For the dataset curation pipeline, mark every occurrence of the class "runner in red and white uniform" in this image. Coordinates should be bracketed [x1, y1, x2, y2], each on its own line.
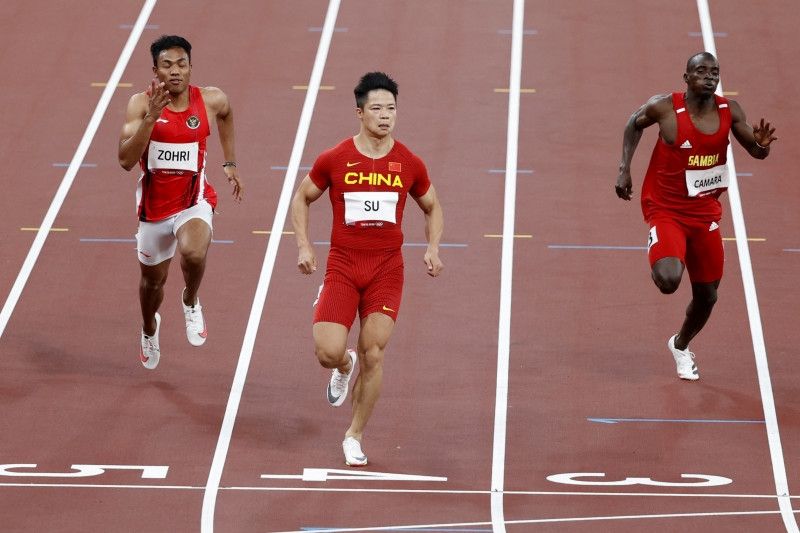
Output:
[615, 52, 776, 381]
[291, 72, 444, 466]
[119, 35, 243, 370]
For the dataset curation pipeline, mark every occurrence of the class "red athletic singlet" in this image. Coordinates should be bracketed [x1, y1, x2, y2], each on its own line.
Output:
[641, 92, 731, 221]
[137, 85, 217, 221]
[309, 138, 431, 250]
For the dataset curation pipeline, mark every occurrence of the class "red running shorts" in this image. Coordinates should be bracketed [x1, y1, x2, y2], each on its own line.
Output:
[313, 246, 404, 328]
[647, 216, 723, 283]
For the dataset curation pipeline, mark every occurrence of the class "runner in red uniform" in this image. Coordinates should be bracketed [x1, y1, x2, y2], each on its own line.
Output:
[291, 72, 444, 466]
[615, 52, 776, 380]
[119, 35, 243, 370]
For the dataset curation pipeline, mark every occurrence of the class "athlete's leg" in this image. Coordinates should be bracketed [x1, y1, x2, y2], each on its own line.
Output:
[313, 321, 353, 373]
[176, 218, 212, 306]
[346, 312, 395, 441]
[674, 280, 720, 350]
[651, 257, 684, 294]
[140, 260, 171, 335]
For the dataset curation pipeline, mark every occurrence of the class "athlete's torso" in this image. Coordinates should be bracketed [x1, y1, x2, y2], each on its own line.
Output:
[641, 92, 731, 221]
[309, 138, 431, 250]
[137, 85, 217, 221]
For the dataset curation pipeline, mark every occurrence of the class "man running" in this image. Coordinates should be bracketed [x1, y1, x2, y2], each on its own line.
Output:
[119, 35, 243, 370]
[615, 52, 776, 380]
[291, 72, 444, 466]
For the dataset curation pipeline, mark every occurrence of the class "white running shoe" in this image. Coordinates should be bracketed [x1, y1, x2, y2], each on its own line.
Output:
[668, 334, 699, 381]
[342, 436, 368, 467]
[182, 288, 207, 346]
[327, 349, 357, 407]
[140, 313, 161, 370]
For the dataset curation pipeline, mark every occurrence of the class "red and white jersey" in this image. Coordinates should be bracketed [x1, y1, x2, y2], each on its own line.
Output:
[137, 85, 217, 221]
[641, 92, 731, 221]
[309, 138, 431, 250]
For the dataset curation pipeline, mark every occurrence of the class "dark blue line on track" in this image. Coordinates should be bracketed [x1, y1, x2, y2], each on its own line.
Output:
[548, 244, 646, 251]
[52, 163, 97, 168]
[488, 169, 534, 174]
[308, 27, 348, 32]
[589, 417, 765, 425]
[271, 165, 312, 171]
[80, 238, 234, 244]
[303, 528, 491, 532]
[689, 31, 727, 37]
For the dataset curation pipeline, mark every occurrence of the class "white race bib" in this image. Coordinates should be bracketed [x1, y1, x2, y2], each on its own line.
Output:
[147, 140, 199, 172]
[343, 191, 398, 225]
[685, 163, 729, 197]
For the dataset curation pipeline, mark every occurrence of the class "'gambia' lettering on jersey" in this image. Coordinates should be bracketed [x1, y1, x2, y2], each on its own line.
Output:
[641, 92, 732, 221]
[309, 138, 431, 250]
[136, 85, 218, 222]
[687, 154, 720, 167]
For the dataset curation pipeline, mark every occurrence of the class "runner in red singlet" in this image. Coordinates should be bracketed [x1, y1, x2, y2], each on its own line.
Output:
[615, 52, 776, 380]
[291, 72, 444, 466]
[119, 35, 243, 370]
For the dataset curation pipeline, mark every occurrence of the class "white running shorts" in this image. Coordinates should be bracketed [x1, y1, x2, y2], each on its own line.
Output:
[135, 200, 213, 266]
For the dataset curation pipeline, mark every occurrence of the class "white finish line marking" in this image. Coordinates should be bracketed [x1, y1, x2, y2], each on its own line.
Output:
[260, 468, 447, 483]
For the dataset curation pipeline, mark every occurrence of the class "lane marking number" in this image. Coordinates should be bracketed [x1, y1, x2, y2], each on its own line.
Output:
[547, 472, 732, 487]
[0, 464, 169, 479]
[261, 468, 447, 483]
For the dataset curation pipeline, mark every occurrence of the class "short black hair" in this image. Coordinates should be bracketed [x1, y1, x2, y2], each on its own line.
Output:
[150, 35, 192, 66]
[354, 72, 398, 109]
[686, 52, 717, 72]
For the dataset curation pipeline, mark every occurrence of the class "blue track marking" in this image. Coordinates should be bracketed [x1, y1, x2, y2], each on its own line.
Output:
[52, 163, 97, 168]
[303, 529, 492, 532]
[271, 165, 312, 171]
[588, 417, 765, 425]
[548, 244, 646, 251]
[80, 238, 234, 244]
[488, 169, 533, 174]
[312, 241, 467, 248]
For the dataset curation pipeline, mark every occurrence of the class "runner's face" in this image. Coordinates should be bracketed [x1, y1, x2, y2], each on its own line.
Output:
[684, 58, 719, 96]
[357, 89, 396, 138]
[152, 47, 191, 95]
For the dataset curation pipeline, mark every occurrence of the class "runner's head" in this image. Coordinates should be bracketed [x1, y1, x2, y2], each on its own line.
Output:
[151, 35, 192, 95]
[684, 52, 719, 97]
[354, 72, 398, 138]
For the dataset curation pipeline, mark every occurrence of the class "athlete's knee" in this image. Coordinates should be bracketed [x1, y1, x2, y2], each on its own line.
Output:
[692, 284, 719, 308]
[315, 345, 347, 369]
[358, 345, 385, 373]
[140, 271, 167, 292]
[651, 259, 683, 294]
[180, 247, 207, 267]
[652, 271, 681, 294]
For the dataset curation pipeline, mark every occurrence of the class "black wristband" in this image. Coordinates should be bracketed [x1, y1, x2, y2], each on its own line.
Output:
[222, 161, 237, 168]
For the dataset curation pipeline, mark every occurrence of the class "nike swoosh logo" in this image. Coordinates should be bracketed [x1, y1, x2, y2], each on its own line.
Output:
[346, 161, 360, 167]
[327, 385, 341, 404]
[382, 305, 395, 313]
[139, 251, 152, 258]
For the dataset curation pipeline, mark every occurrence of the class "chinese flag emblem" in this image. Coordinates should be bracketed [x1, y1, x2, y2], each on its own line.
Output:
[388, 162, 402, 172]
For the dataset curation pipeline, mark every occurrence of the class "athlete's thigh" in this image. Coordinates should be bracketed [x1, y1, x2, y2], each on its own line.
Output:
[314, 249, 360, 329]
[647, 217, 688, 268]
[359, 250, 404, 322]
[175, 202, 213, 256]
[685, 219, 723, 283]
[358, 311, 396, 352]
[313, 321, 349, 356]
[136, 217, 178, 265]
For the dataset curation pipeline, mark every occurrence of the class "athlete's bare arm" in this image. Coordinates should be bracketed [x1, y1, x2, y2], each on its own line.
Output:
[615, 94, 673, 201]
[202, 86, 243, 202]
[413, 184, 444, 277]
[291, 176, 325, 275]
[118, 79, 170, 171]
[728, 99, 776, 160]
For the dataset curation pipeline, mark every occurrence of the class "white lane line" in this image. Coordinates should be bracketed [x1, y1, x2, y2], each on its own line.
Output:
[491, 0, 525, 531]
[695, 2, 798, 532]
[268, 509, 800, 533]
[0, 0, 157, 340]
[199, 1, 341, 531]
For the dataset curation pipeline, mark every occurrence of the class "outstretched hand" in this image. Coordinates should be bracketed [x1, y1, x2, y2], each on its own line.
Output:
[145, 77, 170, 119]
[752, 118, 777, 148]
[223, 165, 243, 202]
[615, 170, 633, 201]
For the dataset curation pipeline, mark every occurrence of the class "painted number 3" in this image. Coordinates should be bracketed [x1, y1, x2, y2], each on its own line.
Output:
[547, 472, 732, 487]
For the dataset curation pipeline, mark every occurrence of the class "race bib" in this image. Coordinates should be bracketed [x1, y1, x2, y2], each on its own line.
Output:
[685, 163, 729, 197]
[147, 140, 199, 172]
[343, 191, 398, 225]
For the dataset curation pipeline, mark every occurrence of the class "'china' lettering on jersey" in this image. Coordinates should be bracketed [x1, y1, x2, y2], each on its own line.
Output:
[687, 154, 720, 167]
[343, 172, 403, 188]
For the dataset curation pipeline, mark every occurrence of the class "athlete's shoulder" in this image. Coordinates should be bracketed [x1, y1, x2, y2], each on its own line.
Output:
[391, 140, 425, 164]
[321, 138, 356, 158]
[199, 86, 228, 111]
